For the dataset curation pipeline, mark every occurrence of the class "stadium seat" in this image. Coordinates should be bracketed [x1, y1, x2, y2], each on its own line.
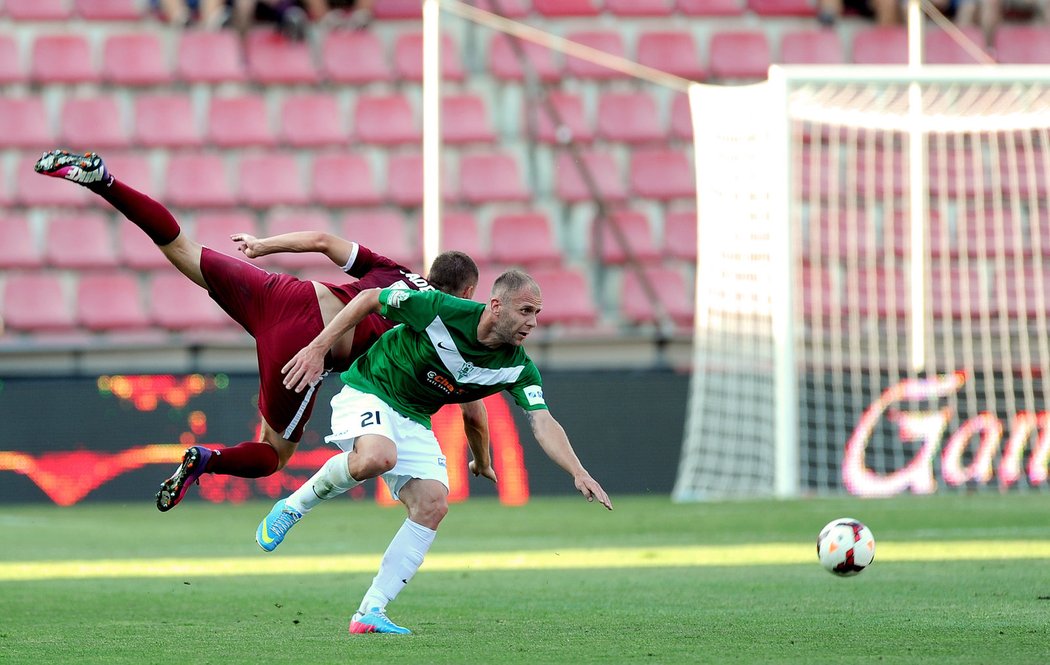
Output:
[800, 264, 837, 319]
[489, 35, 561, 82]
[596, 210, 661, 265]
[386, 153, 454, 207]
[709, 31, 771, 81]
[118, 222, 172, 270]
[134, 95, 202, 148]
[245, 30, 319, 84]
[0, 98, 53, 149]
[207, 96, 275, 148]
[676, 0, 745, 14]
[596, 92, 663, 144]
[45, 213, 119, 269]
[237, 153, 308, 208]
[16, 157, 91, 207]
[6, 0, 71, 20]
[606, 0, 674, 14]
[442, 95, 496, 144]
[998, 147, 1047, 199]
[849, 267, 908, 319]
[565, 31, 627, 80]
[341, 210, 419, 266]
[321, 31, 391, 84]
[630, 149, 695, 200]
[813, 209, 878, 260]
[311, 154, 382, 207]
[956, 210, 1025, 258]
[459, 152, 529, 204]
[620, 266, 693, 328]
[995, 26, 1050, 64]
[354, 95, 420, 145]
[75, 0, 142, 19]
[148, 270, 230, 331]
[928, 148, 987, 198]
[554, 150, 627, 203]
[102, 153, 156, 200]
[670, 93, 692, 140]
[258, 210, 335, 270]
[930, 266, 987, 320]
[76, 271, 151, 331]
[394, 32, 464, 82]
[60, 97, 129, 150]
[533, 0, 601, 15]
[663, 209, 697, 262]
[0, 35, 23, 85]
[999, 267, 1050, 320]
[637, 31, 705, 81]
[31, 35, 96, 84]
[529, 92, 593, 144]
[373, 0, 423, 19]
[780, 30, 845, 64]
[0, 214, 43, 269]
[438, 212, 486, 263]
[280, 94, 345, 147]
[194, 212, 258, 258]
[490, 212, 562, 267]
[472, 0, 530, 17]
[3, 273, 76, 332]
[103, 34, 171, 85]
[747, 0, 815, 16]
[164, 154, 235, 208]
[176, 31, 245, 83]
[926, 26, 990, 64]
[855, 148, 906, 198]
[528, 267, 599, 327]
[851, 27, 907, 64]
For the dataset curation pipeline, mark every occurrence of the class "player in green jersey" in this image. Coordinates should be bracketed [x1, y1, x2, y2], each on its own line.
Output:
[256, 269, 612, 634]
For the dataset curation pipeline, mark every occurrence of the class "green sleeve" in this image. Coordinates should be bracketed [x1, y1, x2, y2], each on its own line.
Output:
[378, 288, 441, 331]
[507, 362, 548, 412]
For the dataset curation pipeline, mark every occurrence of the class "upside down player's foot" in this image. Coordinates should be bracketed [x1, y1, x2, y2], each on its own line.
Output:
[349, 608, 411, 635]
[256, 499, 302, 552]
[33, 149, 113, 187]
[156, 446, 213, 512]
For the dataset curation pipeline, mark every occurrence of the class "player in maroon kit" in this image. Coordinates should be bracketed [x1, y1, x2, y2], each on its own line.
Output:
[34, 149, 490, 512]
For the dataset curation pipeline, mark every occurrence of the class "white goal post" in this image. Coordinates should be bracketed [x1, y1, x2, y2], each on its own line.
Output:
[675, 65, 1050, 500]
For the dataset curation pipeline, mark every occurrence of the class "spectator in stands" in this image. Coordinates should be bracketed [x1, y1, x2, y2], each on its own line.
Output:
[303, 0, 376, 30]
[232, 0, 309, 40]
[955, 0, 1047, 46]
[818, 0, 899, 25]
[155, 0, 229, 27]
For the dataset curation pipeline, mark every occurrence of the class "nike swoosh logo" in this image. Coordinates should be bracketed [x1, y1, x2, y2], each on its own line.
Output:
[259, 527, 275, 544]
[436, 341, 454, 351]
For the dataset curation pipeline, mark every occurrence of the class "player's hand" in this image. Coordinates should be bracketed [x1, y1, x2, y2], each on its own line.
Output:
[469, 459, 498, 484]
[574, 473, 612, 510]
[231, 233, 264, 259]
[281, 344, 326, 393]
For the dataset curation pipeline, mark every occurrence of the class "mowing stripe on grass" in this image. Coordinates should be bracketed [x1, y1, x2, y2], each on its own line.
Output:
[4, 540, 1049, 581]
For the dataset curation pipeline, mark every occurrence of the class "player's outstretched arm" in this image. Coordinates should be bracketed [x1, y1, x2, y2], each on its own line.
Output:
[526, 410, 612, 510]
[231, 232, 354, 268]
[282, 287, 383, 393]
[461, 400, 496, 483]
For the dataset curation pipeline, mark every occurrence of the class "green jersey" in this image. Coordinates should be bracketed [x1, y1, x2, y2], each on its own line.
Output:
[341, 288, 548, 428]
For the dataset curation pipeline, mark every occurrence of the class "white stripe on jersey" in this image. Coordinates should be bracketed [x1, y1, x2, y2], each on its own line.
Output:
[424, 317, 525, 386]
[340, 242, 360, 274]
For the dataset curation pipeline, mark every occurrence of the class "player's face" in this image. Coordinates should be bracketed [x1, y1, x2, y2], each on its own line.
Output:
[495, 287, 542, 346]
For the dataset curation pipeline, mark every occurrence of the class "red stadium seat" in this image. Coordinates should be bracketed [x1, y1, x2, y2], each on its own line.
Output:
[459, 152, 529, 204]
[341, 210, 419, 266]
[134, 95, 202, 148]
[489, 35, 561, 82]
[630, 149, 695, 200]
[606, 0, 674, 15]
[620, 266, 693, 327]
[103, 34, 171, 86]
[373, 0, 423, 19]
[0, 35, 23, 85]
[238, 153, 308, 208]
[529, 92, 593, 144]
[533, 0, 601, 16]
[554, 150, 626, 203]
[31, 35, 96, 84]
[208, 96, 275, 148]
[852, 27, 906, 64]
[748, 0, 815, 16]
[102, 153, 156, 200]
[676, 0, 745, 14]
[354, 94, 419, 145]
[565, 31, 627, 80]
[387, 153, 453, 207]
[76, 271, 150, 331]
[709, 31, 771, 80]
[259, 209, 336, 270]
[16, 158, 91, 207]
[848, 267, 908, 320]
[490, 212, 562, 267]
[596, 210, 660, 265]
[926, 27, 990, 64]
[394, 32, 464, 82]
[245, 30, 319, 84]
[61, 97, 129, 150]
[75, 0, 142, 19]
[999, 267, 1050, 320]
[663, 210, 697, 262]
[280, 94, 345, 147]
[438, 212, 485, 262]
[0, 98, 53, 149]
[637, 31, 705, 81]
[670, 93, 692, 140]
[164, 154, 235, 208]
[0, 215, 43, 269]
[7, 0, 71, 20]
[529, 267, 599, 327]
[321, 31, 391, 84]
[3, 273, 75, 332]
[780, 29, 845, 64]
[930, 266, 987, 320]
[177, 31, 245, 83]
[194, 212, 258, 257]
[149, 270, 230, 330]
[45, 212, 118, 269]
[596, 92, 663, 144]
[442, 95, 496, 144]
[995, 26, 1050, 64]
[472, 0, 530, 16]
[311, 154, 382, 207]
[118, 222, 172, 270]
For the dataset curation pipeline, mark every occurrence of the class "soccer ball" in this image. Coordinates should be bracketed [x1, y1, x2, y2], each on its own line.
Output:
[816, 518, 875, 576]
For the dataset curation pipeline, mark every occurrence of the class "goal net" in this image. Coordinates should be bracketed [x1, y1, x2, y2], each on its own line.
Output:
[675, 66, 1050, 500]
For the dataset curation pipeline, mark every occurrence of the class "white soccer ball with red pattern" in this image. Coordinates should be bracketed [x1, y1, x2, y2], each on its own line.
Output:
[817, 518, 875, 576]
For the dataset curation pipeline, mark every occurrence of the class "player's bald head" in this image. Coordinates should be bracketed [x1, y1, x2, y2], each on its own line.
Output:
[491, 269, 540, 301]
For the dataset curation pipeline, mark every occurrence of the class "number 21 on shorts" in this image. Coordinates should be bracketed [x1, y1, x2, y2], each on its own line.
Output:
[360, 411, 382, 428]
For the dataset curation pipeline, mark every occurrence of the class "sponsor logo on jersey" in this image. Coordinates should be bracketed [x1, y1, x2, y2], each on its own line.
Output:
[385, 289, 411, 308]
[437, 456, 447, 468]
[456, 361, 477, 382]
[524, 385, 545, 406]
[399, 270, 435, 292]
[426, 370, 456, 395]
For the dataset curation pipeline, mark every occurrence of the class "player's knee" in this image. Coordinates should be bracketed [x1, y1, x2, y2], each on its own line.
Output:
[351, 449, 396, 478]
[409, 493, 448, 528]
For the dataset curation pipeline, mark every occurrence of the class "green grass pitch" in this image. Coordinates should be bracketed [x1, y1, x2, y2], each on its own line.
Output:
[2, 493, 1049, 664]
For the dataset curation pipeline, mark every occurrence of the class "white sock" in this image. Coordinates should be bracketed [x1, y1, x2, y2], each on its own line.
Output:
[285, 451, 360, 515]
[357, 519, 436, 614]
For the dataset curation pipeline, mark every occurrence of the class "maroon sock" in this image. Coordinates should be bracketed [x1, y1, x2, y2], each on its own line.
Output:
[93, 178, 181, 246]
[205, 441, 281, 478]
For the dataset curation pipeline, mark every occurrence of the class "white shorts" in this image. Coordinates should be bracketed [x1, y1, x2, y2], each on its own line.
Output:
[325, 385, 448, 500]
